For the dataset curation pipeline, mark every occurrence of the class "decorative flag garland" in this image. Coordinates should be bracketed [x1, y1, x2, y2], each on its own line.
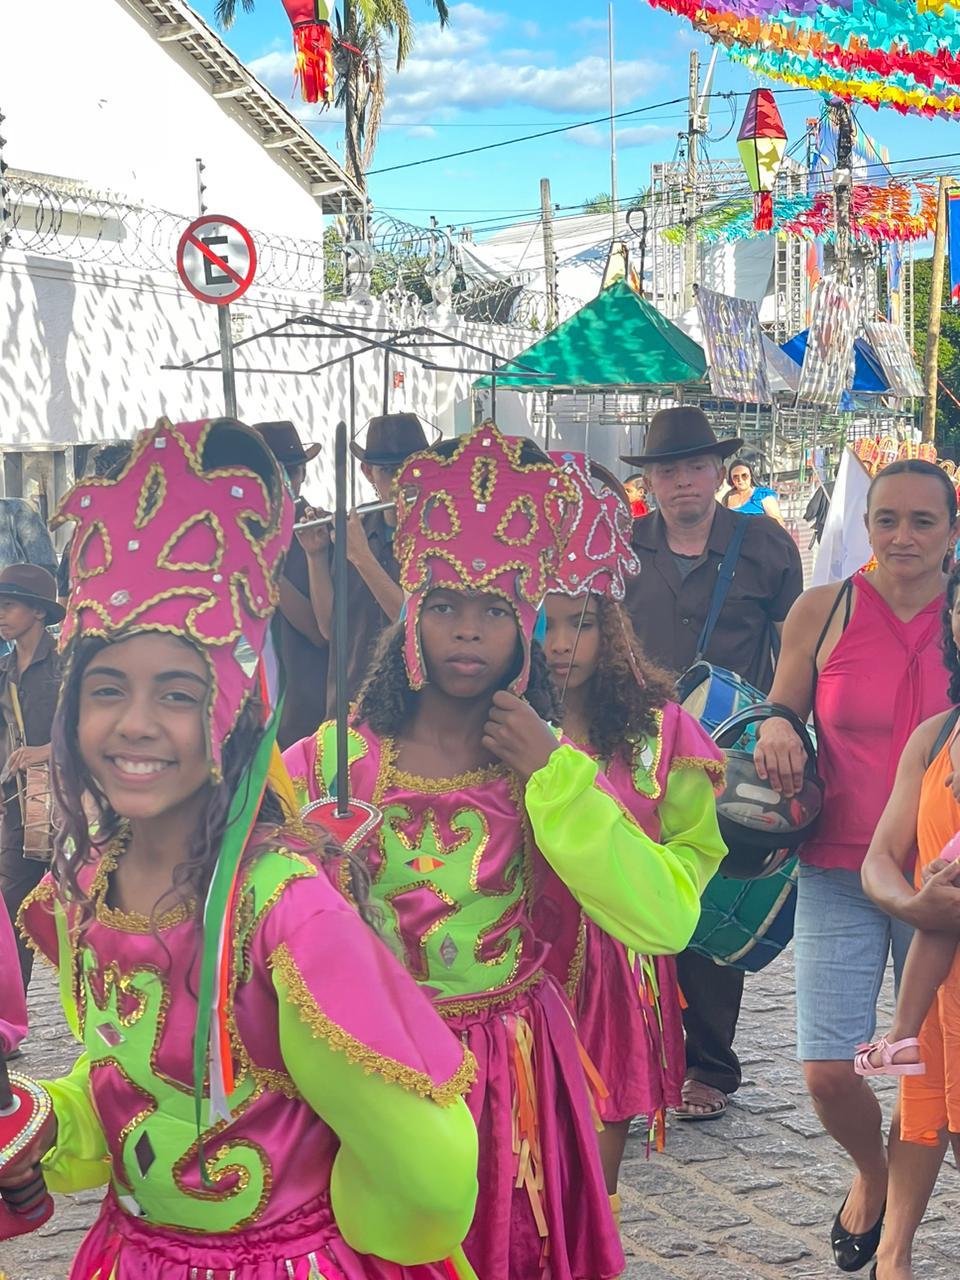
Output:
[662, 180, 939, 244]
[646, 2, 960, 119]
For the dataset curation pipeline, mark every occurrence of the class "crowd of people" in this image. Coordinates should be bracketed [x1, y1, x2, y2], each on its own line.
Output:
[0, 406, 957, 1280]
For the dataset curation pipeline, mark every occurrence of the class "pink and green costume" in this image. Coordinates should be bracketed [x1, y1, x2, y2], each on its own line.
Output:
[19, 838, 478, 1280]
[545, 453, 726, 1135]
[283, 723, 709, 1279]
[284, 426, 712, 1280]
[14, 417, 480, 1279]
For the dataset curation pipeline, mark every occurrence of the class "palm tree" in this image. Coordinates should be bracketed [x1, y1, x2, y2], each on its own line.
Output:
[215, 1, 449, 193]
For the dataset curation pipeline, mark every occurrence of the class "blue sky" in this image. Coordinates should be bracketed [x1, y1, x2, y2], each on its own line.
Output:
[193, 0, 960, 237]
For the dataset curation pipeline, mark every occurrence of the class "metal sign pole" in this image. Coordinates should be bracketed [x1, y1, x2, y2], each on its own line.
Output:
[218, 304, 238, 418]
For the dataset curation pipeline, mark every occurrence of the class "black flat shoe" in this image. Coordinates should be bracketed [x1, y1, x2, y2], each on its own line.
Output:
[831, 1195, 885, 1272]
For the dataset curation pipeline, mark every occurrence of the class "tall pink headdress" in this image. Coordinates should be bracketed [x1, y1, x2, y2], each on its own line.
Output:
[53, 417, 295, 1154]
[548, 451, 640, 600]
[53, 417, 293, 776]
[394, 422, 577, 694]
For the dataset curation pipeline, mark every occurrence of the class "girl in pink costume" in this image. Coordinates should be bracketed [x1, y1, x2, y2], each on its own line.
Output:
[542, 453, 726, 1208]
[2, 418, 479, 1280]
[284, 425, 713, 1280]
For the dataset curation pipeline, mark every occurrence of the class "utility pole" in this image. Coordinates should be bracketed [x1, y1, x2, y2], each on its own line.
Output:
[541, 177, 558, 330]
[683, 50, 699, 312]
[832, 101, 854, 286]
[608, 4, 619, 245]
[922, 176, 950, 443]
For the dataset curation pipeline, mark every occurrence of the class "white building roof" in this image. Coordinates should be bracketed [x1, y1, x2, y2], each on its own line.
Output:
[117, 0, 363, 213]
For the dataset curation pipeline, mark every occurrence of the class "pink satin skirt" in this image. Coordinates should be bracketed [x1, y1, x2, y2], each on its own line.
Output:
[441, 973, 624, 1280]
[576, 923, 685, 1128]
[69, 1190, 459, 1280]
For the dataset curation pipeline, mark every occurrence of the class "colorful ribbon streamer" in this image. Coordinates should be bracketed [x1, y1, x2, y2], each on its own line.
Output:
[647, 1, 960, 118]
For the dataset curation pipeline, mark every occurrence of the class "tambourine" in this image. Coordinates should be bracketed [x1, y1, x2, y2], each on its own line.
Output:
[0, 1063, 55, 1239]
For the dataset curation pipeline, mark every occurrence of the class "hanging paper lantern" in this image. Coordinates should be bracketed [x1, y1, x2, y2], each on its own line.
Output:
[281, 0, 334, 105]
[737, 89, 787, 232]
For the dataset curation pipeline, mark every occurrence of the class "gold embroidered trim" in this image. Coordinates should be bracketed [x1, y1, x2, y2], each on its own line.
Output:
[157, 510, 227, 574]
[669, 755, 727, 788]
[381, 736, 509, 794]
[565, 914, 587, 1001]
[268, 941, 477, 1105]
[88, 830, 195, 934]
[15, 880, 58, 969]
[437, 968, 543, 1017]
[134, 464, 167, 530]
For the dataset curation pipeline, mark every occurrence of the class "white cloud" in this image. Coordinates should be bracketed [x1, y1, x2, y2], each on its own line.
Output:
[389, 55, 665, 117]
[405, 124, 437, 139]
[570, 17, 608, 33]
[520, 20, 540, 39]
[572, 123, 679, 149]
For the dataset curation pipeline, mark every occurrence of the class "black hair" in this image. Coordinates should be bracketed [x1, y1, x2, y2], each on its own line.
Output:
[866, 459, 958, 522]
[726, 457, 757, 487]
[354, 622, 561, 737]
[944, 564, 960, 705]
[51, 635, 376, 936]
[92, 443, 133, 479]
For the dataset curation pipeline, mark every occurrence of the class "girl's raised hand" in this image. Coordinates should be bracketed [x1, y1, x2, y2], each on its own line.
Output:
[482, 690, 559, 781]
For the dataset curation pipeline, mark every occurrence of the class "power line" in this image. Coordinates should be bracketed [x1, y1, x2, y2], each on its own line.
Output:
[366, 87, 814, 176]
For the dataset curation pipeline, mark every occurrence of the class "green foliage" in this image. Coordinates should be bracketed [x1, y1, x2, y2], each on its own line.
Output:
[323, 225, 433, 301]
[911, 256, 960, 445]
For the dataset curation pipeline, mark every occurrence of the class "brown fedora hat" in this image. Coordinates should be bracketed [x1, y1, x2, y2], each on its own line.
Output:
[620, 407, 742, 468]
[350, 414, 437, 467]
[0, 563, 65, 625]
[254, 421, 321, 466]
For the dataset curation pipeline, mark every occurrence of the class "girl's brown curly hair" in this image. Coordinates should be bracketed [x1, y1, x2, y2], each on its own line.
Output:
[580, 596, 675, 761]
[354, 621, 562, 736]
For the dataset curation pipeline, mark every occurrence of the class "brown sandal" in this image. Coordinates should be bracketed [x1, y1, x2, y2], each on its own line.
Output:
[673, 1079, 727, 1121]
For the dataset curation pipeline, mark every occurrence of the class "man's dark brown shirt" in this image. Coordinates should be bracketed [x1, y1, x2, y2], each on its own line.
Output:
[0, 630, 62, 851]
[325, 510, 400, 718]
[624, 503, 803, 694]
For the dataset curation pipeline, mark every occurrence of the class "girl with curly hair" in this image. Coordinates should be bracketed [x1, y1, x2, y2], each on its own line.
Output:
[542, 455, 727, 1207]
[3, 418, 479, 1280]
[284, 427, 711, 1280]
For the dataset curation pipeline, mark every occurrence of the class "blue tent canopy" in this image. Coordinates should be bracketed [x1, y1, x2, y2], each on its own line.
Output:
[781, 331, 889, 401]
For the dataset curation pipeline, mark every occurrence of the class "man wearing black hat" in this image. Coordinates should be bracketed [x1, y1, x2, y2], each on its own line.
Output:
[621, 406, 803, 1120]
[0, 565, 65, 1003]
[299, 413, 431, 717]
[254, 422, 329, 748]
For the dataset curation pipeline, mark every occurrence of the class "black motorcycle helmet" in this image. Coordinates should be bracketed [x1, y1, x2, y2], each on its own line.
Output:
[712, 703, 823, 880]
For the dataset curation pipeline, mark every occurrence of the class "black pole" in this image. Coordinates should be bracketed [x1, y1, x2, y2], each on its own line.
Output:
[348, 356, 357, 507]
[382, 354, 391, 413]
[333, 421, 350, 818]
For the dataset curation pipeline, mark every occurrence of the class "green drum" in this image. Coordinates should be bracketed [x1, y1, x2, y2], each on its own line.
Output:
[690, 856, 799, 972]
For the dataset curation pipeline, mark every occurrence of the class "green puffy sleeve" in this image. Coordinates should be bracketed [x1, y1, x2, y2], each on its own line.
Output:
[273, 963, 479, 1272]
[526, 744, 725, 954]
[39, 1054, 111, 1193]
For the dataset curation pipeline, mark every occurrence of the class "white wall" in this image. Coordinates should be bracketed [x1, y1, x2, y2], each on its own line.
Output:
[1, 0, 327, 240]
[0, 249, 532, 508]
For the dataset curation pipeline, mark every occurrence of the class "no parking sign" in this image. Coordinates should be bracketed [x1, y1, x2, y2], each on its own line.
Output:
[176, 215, 257, 305]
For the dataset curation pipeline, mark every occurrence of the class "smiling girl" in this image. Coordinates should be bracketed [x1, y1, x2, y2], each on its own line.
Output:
[284, 425, 711, 1280]
[3, 418, 479, 1280]
[542, 454, 727, 1199]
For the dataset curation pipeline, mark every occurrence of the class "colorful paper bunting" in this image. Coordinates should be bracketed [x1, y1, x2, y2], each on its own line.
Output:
[647, 2, 960, 119]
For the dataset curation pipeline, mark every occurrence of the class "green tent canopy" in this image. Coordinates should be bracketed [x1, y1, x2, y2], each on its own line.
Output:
[475, 281, 707, 391]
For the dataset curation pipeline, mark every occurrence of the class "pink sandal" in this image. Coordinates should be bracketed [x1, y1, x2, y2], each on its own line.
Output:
[854, 1035, 926, 1078]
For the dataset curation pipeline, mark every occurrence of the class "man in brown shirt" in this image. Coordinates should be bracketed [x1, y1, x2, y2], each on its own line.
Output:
[0, 565, 65, 997]
[255, 422, 329, 748]
[622, 407, 803, 1118]
[299, 414, 431, 719]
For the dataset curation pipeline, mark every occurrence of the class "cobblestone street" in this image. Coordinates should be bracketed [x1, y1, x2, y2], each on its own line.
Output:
[5, 952, 959, 1280]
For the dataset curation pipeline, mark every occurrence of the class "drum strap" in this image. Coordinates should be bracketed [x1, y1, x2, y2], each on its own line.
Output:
[813, 577, 854, 671]
[927, 705, 960, 768]
[695, 516, 749, 663]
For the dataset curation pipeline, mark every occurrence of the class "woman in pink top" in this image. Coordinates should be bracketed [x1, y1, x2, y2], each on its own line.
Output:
[754, 460, 958, 1277]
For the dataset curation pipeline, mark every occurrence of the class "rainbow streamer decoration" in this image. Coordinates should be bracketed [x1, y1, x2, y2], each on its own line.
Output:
[647, 1, 960, 119]
[662, 180, 939, 244]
